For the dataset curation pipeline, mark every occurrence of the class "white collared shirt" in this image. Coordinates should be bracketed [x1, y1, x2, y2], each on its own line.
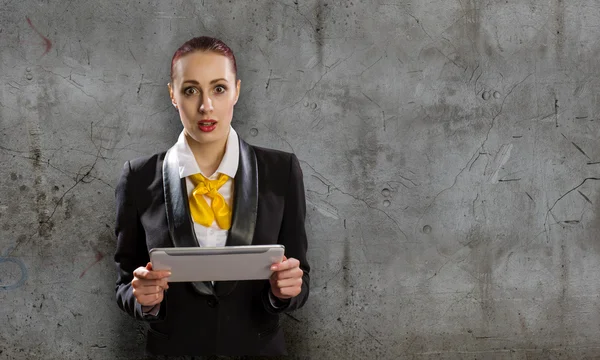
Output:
[172, 126, 239, 247]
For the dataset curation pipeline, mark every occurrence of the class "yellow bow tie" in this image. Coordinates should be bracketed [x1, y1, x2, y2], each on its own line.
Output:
[188, 173, 231, 230]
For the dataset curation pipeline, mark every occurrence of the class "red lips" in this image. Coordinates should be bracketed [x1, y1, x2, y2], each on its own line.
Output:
[198, 119, 217, 133]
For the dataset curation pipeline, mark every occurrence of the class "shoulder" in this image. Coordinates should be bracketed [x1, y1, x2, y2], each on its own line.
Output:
[117, 151, 167, 194]
[116, 151, 167, 198]
[250, 145, 303, 183]
[126, 151, 167, 174]
[252, 145, 295, 164]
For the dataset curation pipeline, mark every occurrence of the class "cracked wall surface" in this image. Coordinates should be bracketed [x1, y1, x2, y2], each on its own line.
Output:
[2, 0, 600, 359]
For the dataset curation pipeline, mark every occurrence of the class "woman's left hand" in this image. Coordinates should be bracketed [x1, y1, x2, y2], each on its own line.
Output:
[269, 256, 303, 300]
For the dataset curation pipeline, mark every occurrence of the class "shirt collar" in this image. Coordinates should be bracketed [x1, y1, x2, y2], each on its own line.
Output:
[174, 126, 239, 179]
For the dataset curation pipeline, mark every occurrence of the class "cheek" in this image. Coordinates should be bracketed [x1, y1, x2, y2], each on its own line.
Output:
[220, 97, 236, 116]
[178, 102, 197, 126]
[180, 98, 198, 113]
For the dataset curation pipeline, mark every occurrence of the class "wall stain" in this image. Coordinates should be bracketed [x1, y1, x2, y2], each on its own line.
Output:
[79, 250, 104, 279]
[315, 0, 325, 66]
[555, 0, 564, 63]
[25, 17, 52, 56]
[0, 248, 28, 290]
[64, 197, 75, 220]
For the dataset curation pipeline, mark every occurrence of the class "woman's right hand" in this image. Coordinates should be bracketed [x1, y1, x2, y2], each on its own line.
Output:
[132, 262, 171, 306]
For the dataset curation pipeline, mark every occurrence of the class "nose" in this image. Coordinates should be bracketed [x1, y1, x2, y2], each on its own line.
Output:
[199, 94, 213, 113]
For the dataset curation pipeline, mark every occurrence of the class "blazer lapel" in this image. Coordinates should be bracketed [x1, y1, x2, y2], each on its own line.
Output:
[163, 147, 214, 296]
[215, 137, 259, 296]
[226, 137, 259, 247]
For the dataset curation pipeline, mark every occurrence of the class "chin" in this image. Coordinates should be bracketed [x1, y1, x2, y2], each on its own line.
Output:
[188, 128, 227, 145]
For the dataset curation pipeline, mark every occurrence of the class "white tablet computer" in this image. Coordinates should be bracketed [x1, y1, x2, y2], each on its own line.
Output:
[149, 245, 285, 282]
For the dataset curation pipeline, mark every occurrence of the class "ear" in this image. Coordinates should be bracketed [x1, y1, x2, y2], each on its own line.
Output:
[168, 82, 177, 108]
[233, 79, 241, 105]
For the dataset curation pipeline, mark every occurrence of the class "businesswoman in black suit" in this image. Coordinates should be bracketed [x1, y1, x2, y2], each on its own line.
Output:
[114, 36, 310, 357]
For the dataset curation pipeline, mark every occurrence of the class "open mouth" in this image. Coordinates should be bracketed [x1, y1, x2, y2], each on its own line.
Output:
[198, 120, 217, 132]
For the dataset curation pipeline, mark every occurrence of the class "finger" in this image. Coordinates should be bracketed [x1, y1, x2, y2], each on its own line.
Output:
[133, 266, 149, 279]
[139, 296, 161, 307]
[144, 263, 171, 281]
[137, 278, 169, 289]
[155, 270, 172, 279]
[271, 257, 300, 271]
[270, 290, 287, 300]
[136, 293, 163, 306]
[276, 277, 303, 288]
[144, 263, 171, 287]
[278, 286, 301, 297]
[135, 269, 171, 280]
[132, 278, 166, 289]
[158, 278, 170, 290]
[269, 273, 278, 287]
[275, 267, 303, 280]
[143, 295, 164, 307]
[270, 255, 287, 270]
[133, 285, 164, 296]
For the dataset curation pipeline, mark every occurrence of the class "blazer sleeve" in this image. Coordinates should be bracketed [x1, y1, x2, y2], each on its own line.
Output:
[114, 160, 166, 322]
[263, 153, 311, 314]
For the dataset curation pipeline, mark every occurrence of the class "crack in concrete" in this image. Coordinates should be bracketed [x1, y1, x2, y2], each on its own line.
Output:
[544, 177, 600, 231]
[276, 49, 357, 114]
[300, 160, 409, 242]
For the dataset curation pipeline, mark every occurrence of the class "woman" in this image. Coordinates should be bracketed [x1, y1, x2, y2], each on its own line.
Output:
[114, 36, 310, 357]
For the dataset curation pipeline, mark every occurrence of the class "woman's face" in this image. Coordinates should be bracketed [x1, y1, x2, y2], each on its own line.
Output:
[169, 51, 240, 146]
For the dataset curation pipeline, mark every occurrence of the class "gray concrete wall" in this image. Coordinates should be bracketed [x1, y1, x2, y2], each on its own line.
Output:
[2, 0, 600, 359]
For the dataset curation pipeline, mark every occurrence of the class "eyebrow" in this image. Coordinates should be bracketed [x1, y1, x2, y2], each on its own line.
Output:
[182, 78, 228, 85]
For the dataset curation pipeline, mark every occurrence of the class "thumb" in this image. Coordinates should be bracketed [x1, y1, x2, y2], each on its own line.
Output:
[146, 262, 153, 271]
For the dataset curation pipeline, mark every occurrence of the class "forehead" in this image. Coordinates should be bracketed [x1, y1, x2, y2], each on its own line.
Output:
[172, 51, 234, 83]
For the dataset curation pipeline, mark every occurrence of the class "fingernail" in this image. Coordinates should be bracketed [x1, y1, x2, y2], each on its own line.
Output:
[167, 272, 172, 276]
[270, 265, 277, 271]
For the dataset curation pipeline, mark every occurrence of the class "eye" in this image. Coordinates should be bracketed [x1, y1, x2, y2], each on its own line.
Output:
[214, 85, 227, 94]
[183, 87, 198, 96]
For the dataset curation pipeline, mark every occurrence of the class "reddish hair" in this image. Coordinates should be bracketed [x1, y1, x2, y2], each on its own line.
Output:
[170, 36, 237, 82]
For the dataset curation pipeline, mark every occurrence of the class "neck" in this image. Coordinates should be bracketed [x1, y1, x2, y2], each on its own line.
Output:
[186, 131, 229, 177]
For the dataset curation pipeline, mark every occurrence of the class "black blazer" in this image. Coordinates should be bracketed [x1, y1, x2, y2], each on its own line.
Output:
[114, 136, 310, 357]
